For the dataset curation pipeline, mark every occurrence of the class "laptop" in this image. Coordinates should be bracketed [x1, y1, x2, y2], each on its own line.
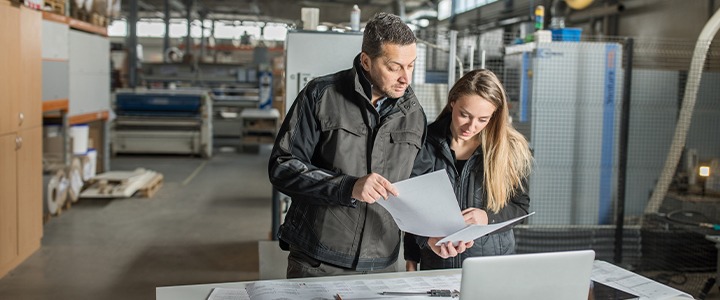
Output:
[459, 250, 596, 300]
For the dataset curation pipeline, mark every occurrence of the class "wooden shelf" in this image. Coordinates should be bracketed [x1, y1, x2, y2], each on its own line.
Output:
[41, 11, 107, 37]
[42, 11, 68, 24]
[69, 110, 108, 125]
[68, 18, 107, 37]
[42, 99, 69, 113]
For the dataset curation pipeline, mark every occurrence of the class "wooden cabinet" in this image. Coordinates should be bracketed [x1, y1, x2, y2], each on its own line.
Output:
[0, 2, 43, 278]
[0, 2, 20, 135]
[17, 127, 42, 254]
[0, 135, 19, 268]
[0, 129, 41, 273]
[19, 6, 42, 130]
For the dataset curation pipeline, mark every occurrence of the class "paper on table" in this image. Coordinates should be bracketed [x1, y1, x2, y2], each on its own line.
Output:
[207, 287, 250, 300]
[436, 212, 535, 246]
[591, 260, 693, 300]
[242, 274, 462, 300]
[376, 170, 467, 237]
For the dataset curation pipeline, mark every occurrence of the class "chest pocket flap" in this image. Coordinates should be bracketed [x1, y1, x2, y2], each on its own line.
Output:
[390, 131, 422, 149]
[319, 117, 365, 136]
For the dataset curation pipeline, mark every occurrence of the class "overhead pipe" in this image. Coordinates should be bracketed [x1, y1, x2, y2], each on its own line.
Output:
[565, 0, 594, 10]
[406, 9, 438, 21]
[206, 13, 294, 25]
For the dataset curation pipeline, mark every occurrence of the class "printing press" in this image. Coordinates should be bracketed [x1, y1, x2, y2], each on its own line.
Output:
[111, 89, 213, 158]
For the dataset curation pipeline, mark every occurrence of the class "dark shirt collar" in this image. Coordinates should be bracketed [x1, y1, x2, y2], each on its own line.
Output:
[353, 54, 374, 101]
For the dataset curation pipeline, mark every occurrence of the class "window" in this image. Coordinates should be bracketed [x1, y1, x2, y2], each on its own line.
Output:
[437, 0, 498, 20]
[108, 19, 289, 41]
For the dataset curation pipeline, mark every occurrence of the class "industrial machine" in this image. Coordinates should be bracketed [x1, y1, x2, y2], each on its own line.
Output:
[111, 89, 213, 158]
[504, 41, 623, 225]
[211, 85, 259, 138]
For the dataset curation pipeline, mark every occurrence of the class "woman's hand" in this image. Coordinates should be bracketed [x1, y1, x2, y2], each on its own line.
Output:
[427, 238, 474, 259]
[406, 260, 418, 271]
[462, 208, 489, 225]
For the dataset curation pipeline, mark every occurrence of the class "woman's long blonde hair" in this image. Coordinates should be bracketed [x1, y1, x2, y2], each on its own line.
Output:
[437, 69, 533, 213]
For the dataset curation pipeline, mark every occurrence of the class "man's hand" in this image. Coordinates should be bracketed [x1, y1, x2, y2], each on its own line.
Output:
[351, 173, 398, 204]
[427, 238, 474, 259]
[462, 208, 489, 225]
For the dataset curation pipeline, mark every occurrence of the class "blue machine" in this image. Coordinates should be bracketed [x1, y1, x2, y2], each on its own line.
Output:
[111, 89, 213, 158]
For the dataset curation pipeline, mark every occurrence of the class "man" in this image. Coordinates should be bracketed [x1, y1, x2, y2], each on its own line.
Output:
[269, 12, 468, 278]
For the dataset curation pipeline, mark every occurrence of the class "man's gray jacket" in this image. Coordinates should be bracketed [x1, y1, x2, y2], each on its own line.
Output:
[268, 55, 427, 270]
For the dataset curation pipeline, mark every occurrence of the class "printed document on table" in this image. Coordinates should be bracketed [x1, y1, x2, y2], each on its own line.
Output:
[207, 287, 250, 300]
[591, 260, 693, 300]
[377, 170, 466, 237]
[239, 274, 462, 300]
[435, 212, 535, 246]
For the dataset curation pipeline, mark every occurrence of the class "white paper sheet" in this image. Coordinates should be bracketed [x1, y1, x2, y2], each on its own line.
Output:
[436, 212, 535, 246]
[591, 260, 693, 300]
[207, 287, 251, 300]
[377, 170, 467, 237]
[243, 274, 462, 300]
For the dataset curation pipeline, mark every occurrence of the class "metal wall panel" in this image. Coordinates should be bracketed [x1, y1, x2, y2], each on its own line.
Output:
[42, 61, 69, 101]
[68, 30, 110, 117]
[41, 20, 68, 60]
[284, 31, 363, 113]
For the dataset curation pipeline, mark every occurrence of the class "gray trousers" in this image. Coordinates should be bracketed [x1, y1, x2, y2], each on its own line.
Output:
[286, 249, 397, 278]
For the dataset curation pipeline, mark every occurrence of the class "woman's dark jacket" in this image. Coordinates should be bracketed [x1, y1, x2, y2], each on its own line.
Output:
[404, 114, 530, 270]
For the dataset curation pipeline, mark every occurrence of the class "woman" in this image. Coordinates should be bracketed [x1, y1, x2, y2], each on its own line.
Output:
[405, 69, 534, 270]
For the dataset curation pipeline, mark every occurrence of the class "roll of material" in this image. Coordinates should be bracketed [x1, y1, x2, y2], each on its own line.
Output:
[80, 149, 97, 182]
[44, 170, 69, 216]
[67, 157, 83, 203]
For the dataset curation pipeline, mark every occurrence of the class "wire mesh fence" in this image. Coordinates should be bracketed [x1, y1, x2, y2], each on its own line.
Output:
[411, 27, 720, 298]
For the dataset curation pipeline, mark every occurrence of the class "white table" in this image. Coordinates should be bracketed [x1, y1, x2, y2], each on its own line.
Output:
[157, 261, 694, 300]
[157, 269, 458, 300]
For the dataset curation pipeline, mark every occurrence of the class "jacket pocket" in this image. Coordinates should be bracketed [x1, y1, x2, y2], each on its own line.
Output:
[389, 131, 422, 149]
[382, 130, 423, 181]
[318, 117, 366, 174]
[320, 117, 365, 136]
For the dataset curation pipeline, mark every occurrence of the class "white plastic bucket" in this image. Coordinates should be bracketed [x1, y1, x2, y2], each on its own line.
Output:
[70, 124, 89, 155]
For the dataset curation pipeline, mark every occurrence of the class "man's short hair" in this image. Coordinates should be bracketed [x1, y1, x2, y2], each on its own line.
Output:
[362, 12, 416, 59]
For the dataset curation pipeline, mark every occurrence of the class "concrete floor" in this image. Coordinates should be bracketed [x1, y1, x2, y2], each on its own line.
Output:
[0, 146, 273, 300]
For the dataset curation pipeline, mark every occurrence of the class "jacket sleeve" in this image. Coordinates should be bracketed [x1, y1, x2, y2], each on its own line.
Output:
[268, 85, 358, 207]
[411, 139, 434, 178]
[485, 178, 530, 224]
[403, 232, 422, 263]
